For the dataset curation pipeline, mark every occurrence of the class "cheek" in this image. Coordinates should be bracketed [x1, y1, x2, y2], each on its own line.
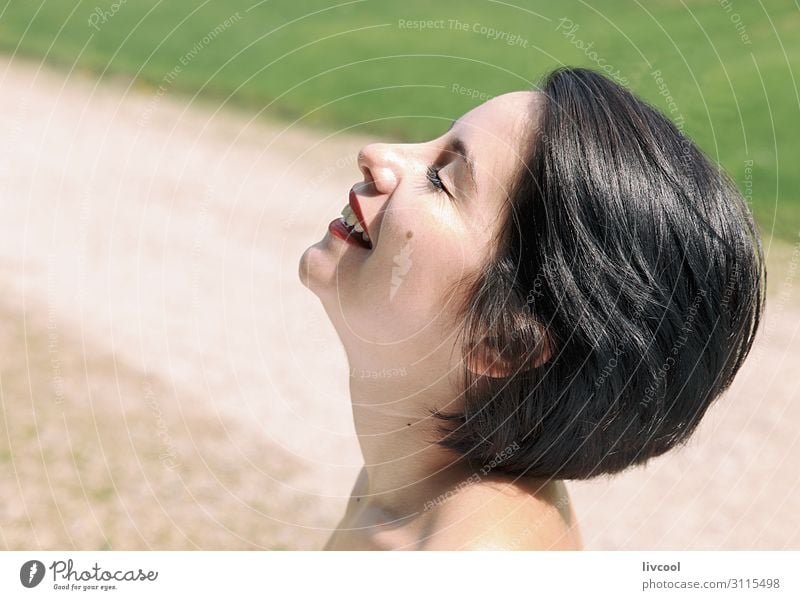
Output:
[355, 206, 480, 334]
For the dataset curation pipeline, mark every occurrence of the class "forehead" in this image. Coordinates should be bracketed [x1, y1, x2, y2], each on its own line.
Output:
[452, 92, 539, 203]
[454, 91, 539, 182]
[455, 91, 539, 144]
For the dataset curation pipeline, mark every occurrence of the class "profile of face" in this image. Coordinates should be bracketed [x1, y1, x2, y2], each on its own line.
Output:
[300, 67, 765, 484]
[299, 92, 539, 371]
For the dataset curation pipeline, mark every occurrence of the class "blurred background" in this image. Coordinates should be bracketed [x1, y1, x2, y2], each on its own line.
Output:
[0, 0, 797, 549]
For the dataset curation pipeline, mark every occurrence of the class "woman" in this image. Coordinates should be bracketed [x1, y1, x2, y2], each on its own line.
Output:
[298, 67, 765, 550]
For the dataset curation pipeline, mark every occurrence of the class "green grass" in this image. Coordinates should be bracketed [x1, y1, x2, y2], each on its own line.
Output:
[0, 0, 797, 237]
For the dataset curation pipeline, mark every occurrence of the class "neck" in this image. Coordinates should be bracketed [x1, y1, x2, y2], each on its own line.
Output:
[347, 357, 471, 521]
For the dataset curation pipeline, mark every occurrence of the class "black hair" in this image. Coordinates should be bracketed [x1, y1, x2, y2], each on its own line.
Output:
[432, 66, 765, 480]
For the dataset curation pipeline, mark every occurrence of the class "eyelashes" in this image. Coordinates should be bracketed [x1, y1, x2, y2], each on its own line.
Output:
[425, 165, 449, 196]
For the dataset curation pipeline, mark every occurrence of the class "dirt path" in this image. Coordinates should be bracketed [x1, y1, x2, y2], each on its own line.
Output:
[0, 56, 797, 549]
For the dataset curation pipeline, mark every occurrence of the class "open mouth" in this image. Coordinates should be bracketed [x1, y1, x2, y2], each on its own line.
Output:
[328, 188, 373, 250]
[331, 204, 372, 249]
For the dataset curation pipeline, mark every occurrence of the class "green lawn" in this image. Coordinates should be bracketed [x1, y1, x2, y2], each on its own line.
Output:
[1, 0, 796, 237]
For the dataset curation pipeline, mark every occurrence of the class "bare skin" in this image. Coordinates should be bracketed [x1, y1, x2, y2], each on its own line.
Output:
[300, 91, 583, 550]
[325, 467, 583, 550]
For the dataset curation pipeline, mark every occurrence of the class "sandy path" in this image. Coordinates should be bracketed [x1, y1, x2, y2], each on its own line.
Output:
[0, 56, 366, 547]
[0, 56, 797, 549]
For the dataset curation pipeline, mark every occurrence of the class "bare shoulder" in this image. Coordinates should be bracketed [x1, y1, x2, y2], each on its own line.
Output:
[418, 477, 583, 550]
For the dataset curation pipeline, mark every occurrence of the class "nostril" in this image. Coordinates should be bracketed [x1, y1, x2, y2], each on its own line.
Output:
[357, 144, 396, 194]
[357, 149, 373, 182]
[360, 164, 373, 183]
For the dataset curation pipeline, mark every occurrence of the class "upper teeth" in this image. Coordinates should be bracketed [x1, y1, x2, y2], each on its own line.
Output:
[340, 204, 371, 241]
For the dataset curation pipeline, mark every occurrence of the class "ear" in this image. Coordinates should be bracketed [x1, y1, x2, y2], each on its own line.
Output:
[465, 331, 552, 379]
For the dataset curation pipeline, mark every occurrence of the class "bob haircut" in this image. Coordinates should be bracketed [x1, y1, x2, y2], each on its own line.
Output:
[433, 67, 765, 480]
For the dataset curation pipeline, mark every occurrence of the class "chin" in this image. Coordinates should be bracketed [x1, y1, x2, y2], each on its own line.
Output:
[298, 241, 334, 297]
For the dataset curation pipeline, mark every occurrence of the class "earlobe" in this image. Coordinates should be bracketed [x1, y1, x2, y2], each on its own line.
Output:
[465, 331, 552, 378]
[465, 344, 514, 379]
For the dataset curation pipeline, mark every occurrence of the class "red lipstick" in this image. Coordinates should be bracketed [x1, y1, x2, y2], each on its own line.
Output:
[328, 218, 369, 248]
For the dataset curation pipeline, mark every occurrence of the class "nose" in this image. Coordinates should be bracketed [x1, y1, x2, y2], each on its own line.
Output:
[357, 143, 400, 196]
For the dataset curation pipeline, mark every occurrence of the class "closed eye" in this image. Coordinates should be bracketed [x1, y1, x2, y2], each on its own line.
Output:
[425, 165, 450, 197]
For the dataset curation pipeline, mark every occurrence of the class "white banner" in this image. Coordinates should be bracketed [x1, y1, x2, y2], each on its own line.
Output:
[1, 551, 797, 599]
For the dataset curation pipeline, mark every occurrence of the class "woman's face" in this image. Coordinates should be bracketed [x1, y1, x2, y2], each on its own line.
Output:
[299, 91, 539, 348]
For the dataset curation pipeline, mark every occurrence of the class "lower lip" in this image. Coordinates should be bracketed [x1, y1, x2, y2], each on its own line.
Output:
[328, 218, 370, 249]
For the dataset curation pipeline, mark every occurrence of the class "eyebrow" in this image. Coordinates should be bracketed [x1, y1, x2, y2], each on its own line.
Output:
[445, 119, 478, 195]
